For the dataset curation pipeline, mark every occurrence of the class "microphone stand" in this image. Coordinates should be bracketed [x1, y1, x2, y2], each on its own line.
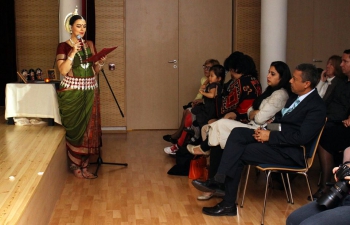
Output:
[91, 68, 127, 176]
[100, 68, 124, 117]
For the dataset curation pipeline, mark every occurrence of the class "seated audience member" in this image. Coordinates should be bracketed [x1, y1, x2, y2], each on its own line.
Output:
[316, 55, 345, 106]
[218, 53, 262, 123]
[162, 59, 220, 154]
[190, 65, 225, 131]
[189, 61, 293, 200]
[199, 63, 326, 216]
[286, 161, 350, 224]
[164, 52, 262, 155]
[313, 49, 350, 199]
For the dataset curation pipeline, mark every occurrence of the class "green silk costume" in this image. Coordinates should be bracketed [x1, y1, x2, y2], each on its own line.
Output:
[56, 42, 101, 157]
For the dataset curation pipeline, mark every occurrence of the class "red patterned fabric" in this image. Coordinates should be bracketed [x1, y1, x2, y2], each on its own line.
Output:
[221, 75, 262, 119]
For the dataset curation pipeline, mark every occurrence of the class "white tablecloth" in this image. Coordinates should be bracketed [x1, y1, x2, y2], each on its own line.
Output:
[5, 83, 62, 124]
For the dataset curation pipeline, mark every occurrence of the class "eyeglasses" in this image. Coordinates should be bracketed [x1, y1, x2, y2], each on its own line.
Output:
[202, 65, 211, 70]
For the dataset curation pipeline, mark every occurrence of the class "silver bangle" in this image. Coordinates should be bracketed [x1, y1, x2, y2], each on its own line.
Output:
[67, 56, 73, 61]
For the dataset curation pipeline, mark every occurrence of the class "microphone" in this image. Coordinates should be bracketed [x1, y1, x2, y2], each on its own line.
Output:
[76, 35, 83, 47]
[76, 35, 85, 56]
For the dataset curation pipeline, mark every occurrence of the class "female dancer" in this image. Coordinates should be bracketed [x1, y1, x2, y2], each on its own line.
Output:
[56, 12, 106, 178]
[188, 61, 292, 200]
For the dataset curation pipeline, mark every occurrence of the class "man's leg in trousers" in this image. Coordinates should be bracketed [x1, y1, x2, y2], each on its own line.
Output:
[241, 143, 298, 166]
[200, 138, 211, 151]
[208, 145, 223, 178]
[215, 128, 256, 181]
[221, 160, 245, 206]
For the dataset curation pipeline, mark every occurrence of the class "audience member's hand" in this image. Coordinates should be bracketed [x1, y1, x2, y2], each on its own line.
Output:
[200, 84, 206, 90]
[342, 117, 350, 127]
[333, 165, 350, 184]
[253, 127, 270, 143]
[208, 119, 217, 124]
[249, 110, 259, 120]
[223, 112, 237, 120]
[333, 166, 339, 180]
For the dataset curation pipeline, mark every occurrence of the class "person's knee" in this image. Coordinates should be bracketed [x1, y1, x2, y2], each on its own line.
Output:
[228, 127, 253, 142]
[286, 214, 295, 225]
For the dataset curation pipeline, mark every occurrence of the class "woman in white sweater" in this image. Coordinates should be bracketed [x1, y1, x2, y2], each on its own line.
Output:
[188, 61, 293, 200]
[206, 82, 289, 149]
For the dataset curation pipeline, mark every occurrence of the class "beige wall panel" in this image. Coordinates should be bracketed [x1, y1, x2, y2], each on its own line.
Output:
[233, 0, 261, 76]
[178, 0, 232, 110]
[286, 0, 314, 69]
[287, 0, 350, 70]
[126, 0, 232, 129]
[126, 0, 179, 129]
[313, 0, 350, 67]
[15, 1, 59, 79]
[95, 0, 126, 127]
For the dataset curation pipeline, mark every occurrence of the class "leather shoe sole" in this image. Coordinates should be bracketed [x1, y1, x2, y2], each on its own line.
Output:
[192, 179, 225, 197]
[202, 203, 237, 216]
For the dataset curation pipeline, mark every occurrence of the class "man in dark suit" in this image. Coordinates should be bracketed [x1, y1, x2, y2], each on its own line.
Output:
[322, 76, 344, 106]
[313, 49, 350, 199]
[201, 63, 327, 216]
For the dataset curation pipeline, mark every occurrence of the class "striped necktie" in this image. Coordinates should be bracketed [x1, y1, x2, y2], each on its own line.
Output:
[282, 98, 300, 116]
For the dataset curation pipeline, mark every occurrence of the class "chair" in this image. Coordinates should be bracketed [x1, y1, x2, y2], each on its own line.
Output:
[239, 120, 326, 225]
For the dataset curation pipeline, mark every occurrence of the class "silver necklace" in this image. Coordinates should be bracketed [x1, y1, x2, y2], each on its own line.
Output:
[69, 38, 89, 69]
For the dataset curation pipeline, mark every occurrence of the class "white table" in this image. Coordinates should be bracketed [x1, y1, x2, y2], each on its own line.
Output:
[5, 83, 62, 125]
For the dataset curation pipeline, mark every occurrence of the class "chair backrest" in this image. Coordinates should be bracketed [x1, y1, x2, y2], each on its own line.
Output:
[305, 118, 327, 169]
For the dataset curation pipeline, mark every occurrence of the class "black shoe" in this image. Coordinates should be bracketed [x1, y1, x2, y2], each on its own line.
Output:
[163, 134, 177, 144]
[202, 203, 237, 216]
[192, 179, 225, 195]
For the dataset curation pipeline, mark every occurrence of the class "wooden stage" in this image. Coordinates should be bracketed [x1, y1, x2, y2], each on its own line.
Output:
[0, 107, 67, 225]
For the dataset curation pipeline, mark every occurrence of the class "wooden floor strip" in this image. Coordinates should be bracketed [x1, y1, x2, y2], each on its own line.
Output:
[49, 130, 322, 225]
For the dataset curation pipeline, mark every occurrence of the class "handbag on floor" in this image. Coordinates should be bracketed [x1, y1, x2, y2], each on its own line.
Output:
[188, 155, 207, 180]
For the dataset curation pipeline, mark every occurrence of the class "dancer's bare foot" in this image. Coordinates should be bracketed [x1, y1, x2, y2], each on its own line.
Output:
[70, 164, 84, 178]
[73, 168, 84, 178]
